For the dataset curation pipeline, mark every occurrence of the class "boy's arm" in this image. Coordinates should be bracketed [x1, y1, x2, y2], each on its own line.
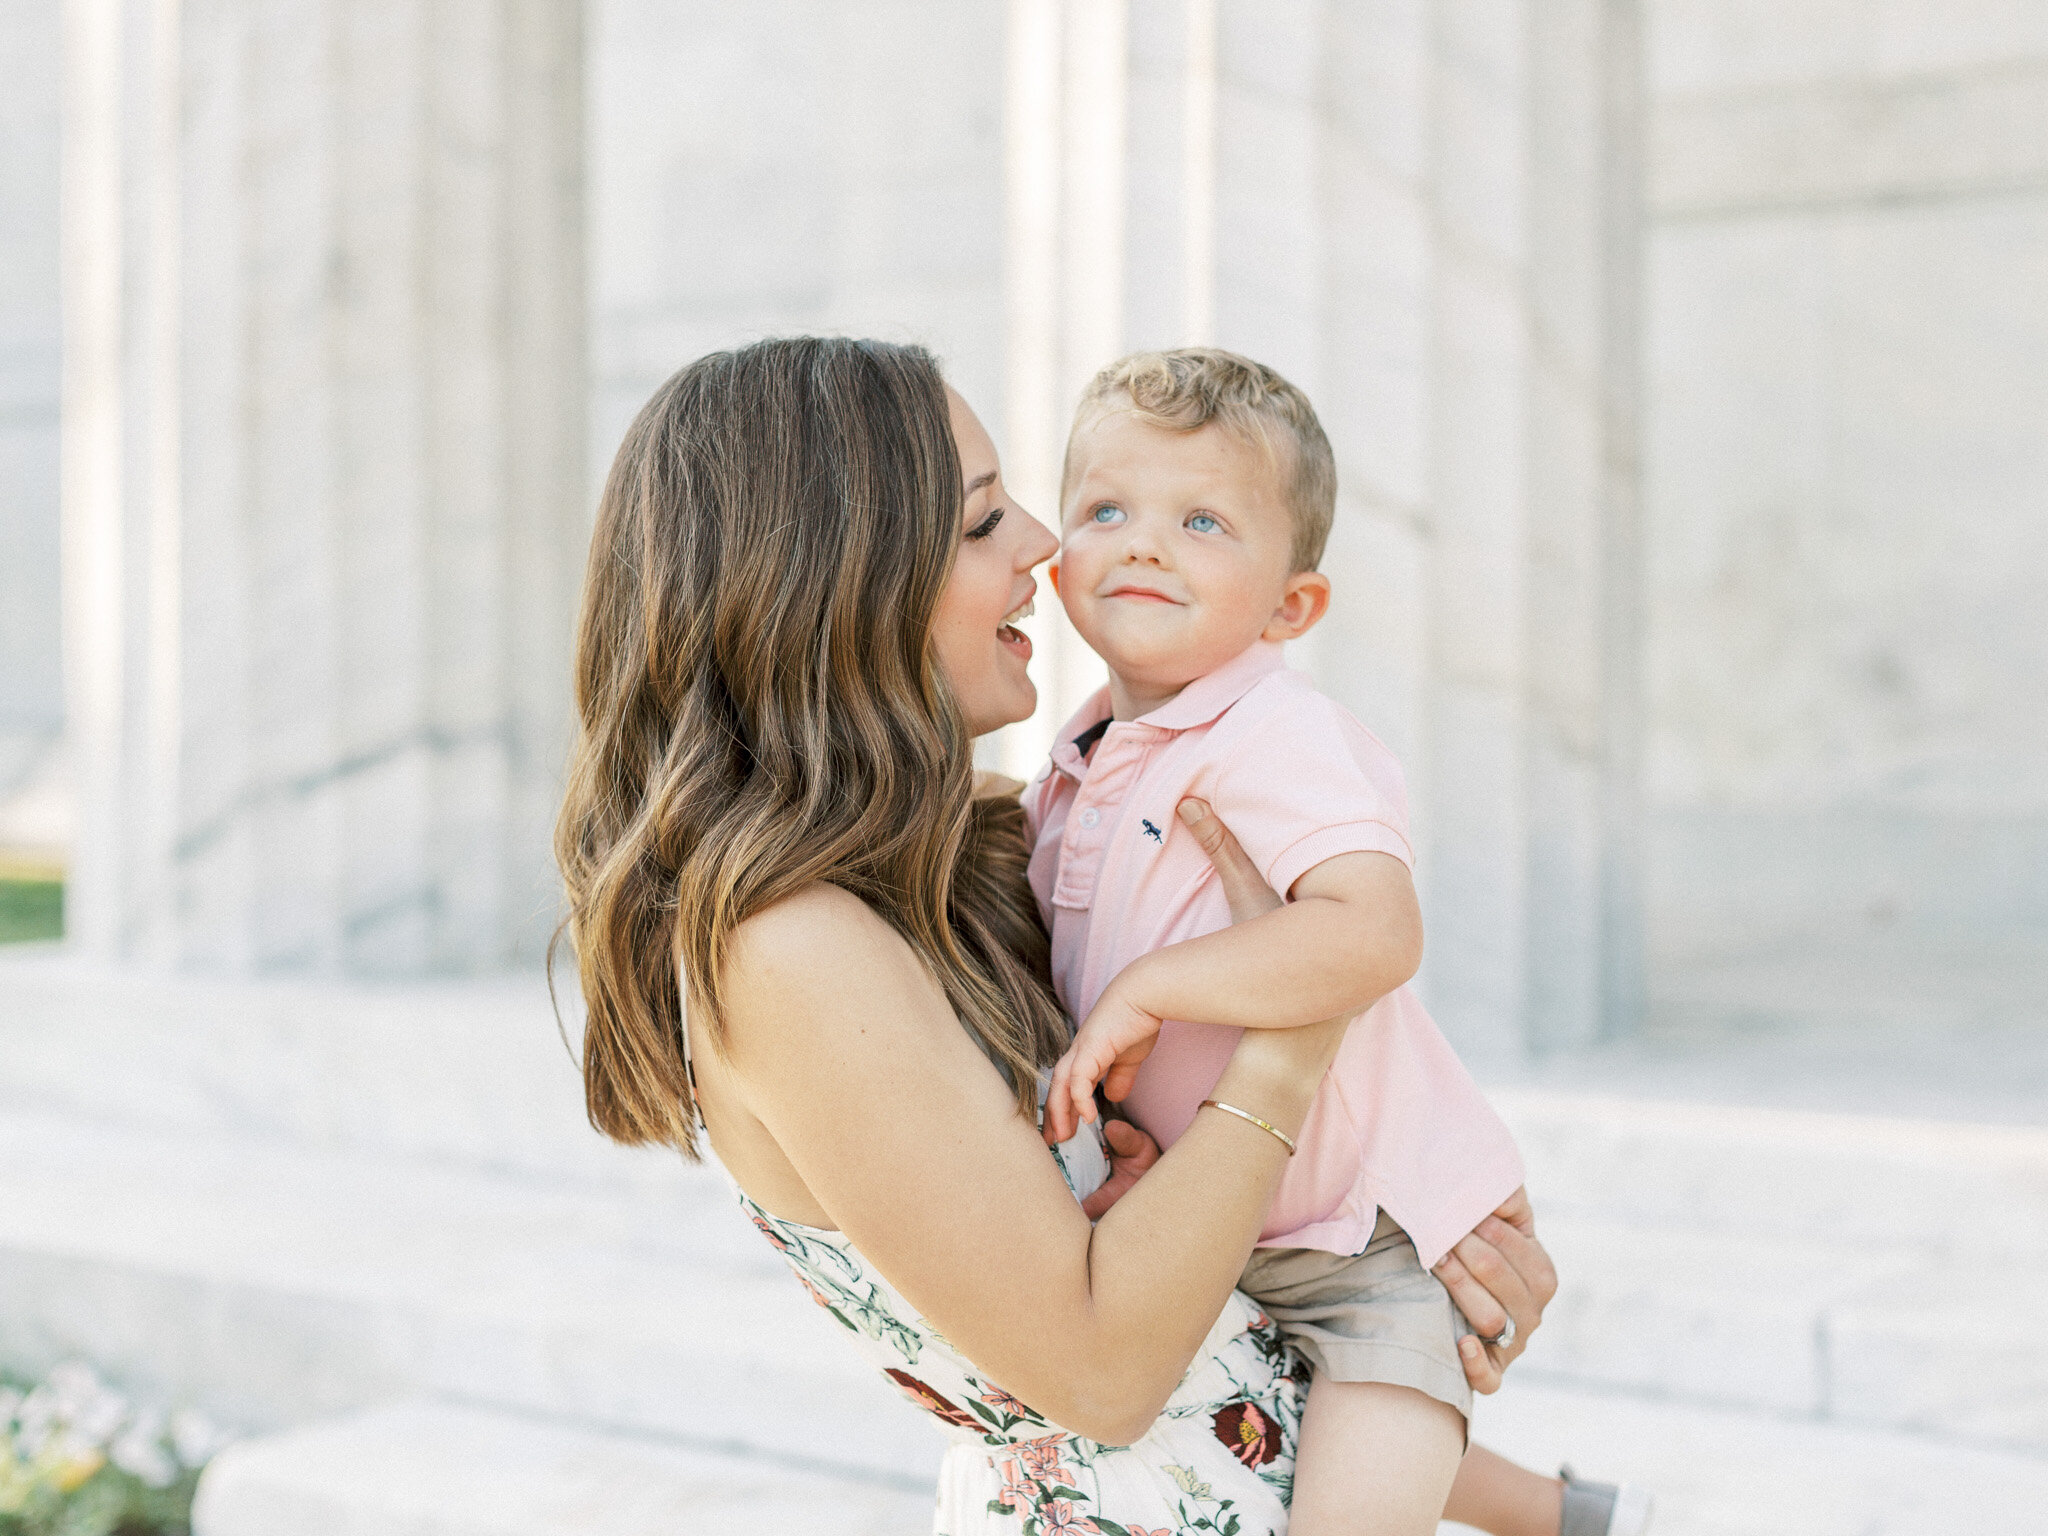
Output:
[1108, 848, 1422, 1032]
[1045, 849, 1421, 1141]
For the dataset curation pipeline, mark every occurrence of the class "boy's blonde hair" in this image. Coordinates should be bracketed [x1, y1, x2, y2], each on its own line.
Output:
[1064, 347, 1337, 572]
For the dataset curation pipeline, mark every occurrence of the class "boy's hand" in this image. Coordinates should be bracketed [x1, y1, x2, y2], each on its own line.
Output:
[1042, 977, 1166, 1145]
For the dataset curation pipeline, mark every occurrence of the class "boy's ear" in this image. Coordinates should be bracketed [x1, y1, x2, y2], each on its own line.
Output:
[1262, 570, 1331, 643]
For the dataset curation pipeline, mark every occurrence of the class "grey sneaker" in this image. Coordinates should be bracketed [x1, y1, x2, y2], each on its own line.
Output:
[1559, 1465, 1654, 1536]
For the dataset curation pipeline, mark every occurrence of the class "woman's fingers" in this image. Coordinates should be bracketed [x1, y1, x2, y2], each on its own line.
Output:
[1177, 798, 1282, 923]
[1479, 1212, 1557, 1310]
[1104, 1117, 1160, 1170]
[1434, 1212, 1550, 1395]
[1456, 1332, 1504, 1395]
[1079, 1119, 1161, 1220]
[1488, 1185, 1539, 1241]
[1436, 1241, 1526, 1344]
[1438, 1242, 1524, 1394]
[1079, 1174, 1128, 1222]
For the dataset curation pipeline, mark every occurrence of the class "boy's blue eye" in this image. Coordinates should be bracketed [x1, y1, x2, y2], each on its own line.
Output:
[1091, 503, 1126, 525]
[1188, 513, 1220, 534]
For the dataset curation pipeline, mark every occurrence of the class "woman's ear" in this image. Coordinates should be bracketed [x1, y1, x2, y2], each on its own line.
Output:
[1262, 570, 1331, 642]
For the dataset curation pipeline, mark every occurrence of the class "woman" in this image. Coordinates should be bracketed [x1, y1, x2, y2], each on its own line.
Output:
[556, 338, 1595, 1535]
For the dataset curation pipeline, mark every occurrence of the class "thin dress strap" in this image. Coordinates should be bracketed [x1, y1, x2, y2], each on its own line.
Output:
[680, 1002, 707, 1132]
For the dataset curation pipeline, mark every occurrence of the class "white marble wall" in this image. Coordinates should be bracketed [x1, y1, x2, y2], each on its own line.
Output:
[64, 0, 2041, 1038]
[40, 0, 1645, 1052]
[1642, 1, 2048, 974]
[589, 0, 1008, 486]
[0, 0, 64, 846]
[64, 0, 586, 973]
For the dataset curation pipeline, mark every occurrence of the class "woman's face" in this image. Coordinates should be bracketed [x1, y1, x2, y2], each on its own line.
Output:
[933, 388, 1059, 737]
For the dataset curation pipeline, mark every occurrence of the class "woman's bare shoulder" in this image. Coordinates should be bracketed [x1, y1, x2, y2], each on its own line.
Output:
[735, 880, 883, 940]
[724, 884, 925, 1006]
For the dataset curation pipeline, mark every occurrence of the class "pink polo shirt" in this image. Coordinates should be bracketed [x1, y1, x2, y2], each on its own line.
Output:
[1021, 641, 1524, 1267]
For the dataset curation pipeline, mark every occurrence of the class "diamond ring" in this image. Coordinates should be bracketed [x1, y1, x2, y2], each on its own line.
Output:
[1486, 1316, 1516, 1350]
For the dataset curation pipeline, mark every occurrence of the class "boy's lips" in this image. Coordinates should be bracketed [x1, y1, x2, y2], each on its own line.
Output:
[1102, 584, 1181, 604]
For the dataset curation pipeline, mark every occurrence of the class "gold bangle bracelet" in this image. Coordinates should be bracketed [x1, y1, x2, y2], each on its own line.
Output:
[1199, 1098, 1297, 1155]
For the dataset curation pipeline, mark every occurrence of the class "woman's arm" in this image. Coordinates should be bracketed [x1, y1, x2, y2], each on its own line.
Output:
[1045, 849, 1420, 1138]
[716, 812, 1340, 1447]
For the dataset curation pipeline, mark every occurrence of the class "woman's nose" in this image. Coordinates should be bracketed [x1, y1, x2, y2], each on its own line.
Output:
[1016, 507, 1059, 568]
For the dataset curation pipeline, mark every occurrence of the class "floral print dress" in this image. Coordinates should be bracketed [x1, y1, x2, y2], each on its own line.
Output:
[733, 1121, 1309, 1536]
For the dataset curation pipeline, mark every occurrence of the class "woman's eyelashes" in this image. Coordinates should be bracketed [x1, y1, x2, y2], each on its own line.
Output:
[966, 505, 1005, 541]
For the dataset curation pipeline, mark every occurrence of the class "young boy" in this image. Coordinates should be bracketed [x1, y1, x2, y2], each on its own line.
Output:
[1024, 349, 1526, 1534]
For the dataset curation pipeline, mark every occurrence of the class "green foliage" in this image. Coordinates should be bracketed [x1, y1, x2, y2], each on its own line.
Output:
[0, 1366, 226, 1536]
[0, 1463, 199, 1536]
[0, 880, 62, 945]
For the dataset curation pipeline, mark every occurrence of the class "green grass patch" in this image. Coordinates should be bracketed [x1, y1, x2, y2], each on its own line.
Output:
[0, 880, 62, 945]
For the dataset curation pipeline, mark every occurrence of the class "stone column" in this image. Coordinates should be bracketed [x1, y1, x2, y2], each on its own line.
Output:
[1417, 0, 1647, 1063]
[63, 0, 585, 974]
[0, 0, 65, 856]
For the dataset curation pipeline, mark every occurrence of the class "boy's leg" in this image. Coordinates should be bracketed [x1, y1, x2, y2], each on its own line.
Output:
[1289, 1375, 1464, 1536]
[1443, 1445, 1565, 1536]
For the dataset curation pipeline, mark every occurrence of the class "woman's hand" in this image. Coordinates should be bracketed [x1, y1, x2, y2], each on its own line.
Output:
[1434, 1187, 1557, 1393]
[1178, 797, 1284, 923]
[1079, 1117, 1162, 1221]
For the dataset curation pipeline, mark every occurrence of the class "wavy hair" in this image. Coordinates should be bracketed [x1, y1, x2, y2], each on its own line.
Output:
[554, 338, 1067, 1155]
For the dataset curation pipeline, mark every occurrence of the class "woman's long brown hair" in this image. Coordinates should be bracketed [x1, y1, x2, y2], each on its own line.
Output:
[553, 338, 1068, 1156]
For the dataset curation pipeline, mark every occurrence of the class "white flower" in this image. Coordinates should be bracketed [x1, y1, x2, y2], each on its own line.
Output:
[110, 1417, 179, 1488]
[4, 1363, 227, 1488]
[14, 1386, 57, 1458]
[169, 1407, 230, 1468]
[47, 1362, 129, 1447]
[47, 1362, 102, 1413]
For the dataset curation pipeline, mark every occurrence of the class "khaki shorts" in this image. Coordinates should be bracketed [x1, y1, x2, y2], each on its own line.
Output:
[1237, 1211, 1474, 1420]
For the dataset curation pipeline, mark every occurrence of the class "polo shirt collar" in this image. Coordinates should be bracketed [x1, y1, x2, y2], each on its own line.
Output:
[1135, 640, 1287, 732]
[1044, 641, 1287, 784]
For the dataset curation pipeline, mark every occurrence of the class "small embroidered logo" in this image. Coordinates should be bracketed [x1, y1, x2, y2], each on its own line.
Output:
[1141, 818, 1164, 845]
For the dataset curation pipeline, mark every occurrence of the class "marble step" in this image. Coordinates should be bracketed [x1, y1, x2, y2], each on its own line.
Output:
[1453, 1377, 2048, 1536]
[1498, 1086, 2048, 1260]
[187, 1382, 2048, 1536]
[191, 1399, 934, 1536]
[4, 1100, 2043, 1477]
[0, 955, 651, 1187]
[9, 952, 2040, 1258]
[0, 1107, 947, 1482]
[1524, 1211, 2048, 1449]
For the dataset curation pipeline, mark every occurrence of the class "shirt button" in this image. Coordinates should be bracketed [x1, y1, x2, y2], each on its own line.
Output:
[1079, 808, 1100, 829]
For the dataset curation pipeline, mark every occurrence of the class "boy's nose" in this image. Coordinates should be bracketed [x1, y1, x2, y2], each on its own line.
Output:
[1121, 528, 1166, 564]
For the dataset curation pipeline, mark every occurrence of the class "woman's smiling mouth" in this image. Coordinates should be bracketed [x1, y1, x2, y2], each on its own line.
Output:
[998, 595, 1034, 654]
